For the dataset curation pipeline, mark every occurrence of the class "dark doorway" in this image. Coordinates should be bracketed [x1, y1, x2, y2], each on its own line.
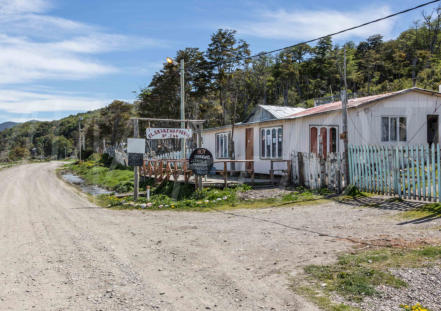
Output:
[427, 115, 439, 145]
[245, 128, 253, 170]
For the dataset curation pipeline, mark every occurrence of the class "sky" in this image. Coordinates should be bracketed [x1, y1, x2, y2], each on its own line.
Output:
[0, 0, 439, 123]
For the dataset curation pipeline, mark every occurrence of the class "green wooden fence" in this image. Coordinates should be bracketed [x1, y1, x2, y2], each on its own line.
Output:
[348, 144, 441, 201]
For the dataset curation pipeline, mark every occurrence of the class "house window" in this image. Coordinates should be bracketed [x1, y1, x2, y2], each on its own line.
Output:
[261, 127, 282, 158]
[381, 116, 407, 142]
[310, 125, 339, 156]
[215, 132, 230, 158]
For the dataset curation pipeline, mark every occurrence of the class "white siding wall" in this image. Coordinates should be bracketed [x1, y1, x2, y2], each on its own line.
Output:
[348, 92, 440, 146]
[202, 91, 441, 175]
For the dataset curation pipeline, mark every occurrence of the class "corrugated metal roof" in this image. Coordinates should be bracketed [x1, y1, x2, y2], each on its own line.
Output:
[259, 105, 306, 119]
[288, 88, 441, 119]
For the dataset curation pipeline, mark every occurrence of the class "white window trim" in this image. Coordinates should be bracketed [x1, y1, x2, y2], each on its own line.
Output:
[260, 126, 283, 159]
[215, 132, 230, 159]
[381, 116, 407, 143]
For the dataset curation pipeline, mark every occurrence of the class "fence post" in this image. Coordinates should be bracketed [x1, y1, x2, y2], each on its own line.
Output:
[437, 144, 441, 202]
[320, 156, 326, 189]
[298, 152, 305, 187]
[395, 146, 401, 198]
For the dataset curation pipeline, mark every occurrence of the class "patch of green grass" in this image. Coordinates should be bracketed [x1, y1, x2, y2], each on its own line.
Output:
[64, 159, 134, 192]
[300, 245, 441, 306]
[401, 203, 441, 219]
[294, 285, 361, 311]
[64, 154, 331, 211]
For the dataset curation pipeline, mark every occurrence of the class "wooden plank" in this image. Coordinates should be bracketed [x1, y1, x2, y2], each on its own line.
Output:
[368, 145, 374, 192]
[416, 145, 421, 200]
[400, 146, 409, 198]
[387, 146, 393, 196]
[425, 146, 432, 201]
[375, 146, 381, 193]
[406, 146, 411, 199]
[400, 146, 406, 198]
[365, 145, 371, 192]
[380, 146, 387, 194]
[348, 146, 354, 185]
[395, 146, 401, 198]
[432, 144, 436, 201]
[361, 145, 366, 191]
[356, 146, 361, 188]
[411, 146, 416, 200]
[422, 145, 426, 200]
[438, 144, 441, 202]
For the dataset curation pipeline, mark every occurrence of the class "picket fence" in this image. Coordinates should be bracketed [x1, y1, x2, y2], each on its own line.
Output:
[349, 144, 441, 201]
[291, 152, 347, 191]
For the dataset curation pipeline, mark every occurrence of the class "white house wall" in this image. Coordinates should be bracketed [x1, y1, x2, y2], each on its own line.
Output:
[202, 90, 441, 175]
[347, 91, 440, 146]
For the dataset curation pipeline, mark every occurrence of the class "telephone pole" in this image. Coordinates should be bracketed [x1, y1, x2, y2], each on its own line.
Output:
[341, 47, 349, 187]
[78, 117, 82, 161]
[133, 119, 140, 200]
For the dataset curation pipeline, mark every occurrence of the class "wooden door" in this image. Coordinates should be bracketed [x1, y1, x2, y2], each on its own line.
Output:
[310, 127, 318, 154]
[245, 128, 254, 170]
[320, 127, 327, 159]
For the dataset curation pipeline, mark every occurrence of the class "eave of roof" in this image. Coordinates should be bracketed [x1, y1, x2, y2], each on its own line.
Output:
[288, 88, 441, 119]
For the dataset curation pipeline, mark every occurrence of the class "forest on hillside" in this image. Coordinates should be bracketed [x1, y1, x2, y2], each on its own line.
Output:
[2, 7, 441, 161]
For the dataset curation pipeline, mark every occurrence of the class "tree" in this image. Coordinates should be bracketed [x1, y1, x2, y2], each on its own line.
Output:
[99, 100, 134, 146]
[206, 29, 250, 124]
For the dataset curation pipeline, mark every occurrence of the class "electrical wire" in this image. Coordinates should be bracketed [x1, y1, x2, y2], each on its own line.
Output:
[226, 0, 441, 65]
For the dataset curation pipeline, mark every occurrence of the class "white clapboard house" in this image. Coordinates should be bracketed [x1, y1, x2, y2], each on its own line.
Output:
[202, 88, 441, 174]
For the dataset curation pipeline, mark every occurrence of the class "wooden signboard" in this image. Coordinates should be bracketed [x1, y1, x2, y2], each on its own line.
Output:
[128, 153, 144, 167]
[146, 128, 193, 140]
[189, 148, 213, 176]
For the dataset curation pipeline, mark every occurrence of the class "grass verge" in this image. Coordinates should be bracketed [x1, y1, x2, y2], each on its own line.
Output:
[294, 246, 441, 309]
[400, 203, 441, 220]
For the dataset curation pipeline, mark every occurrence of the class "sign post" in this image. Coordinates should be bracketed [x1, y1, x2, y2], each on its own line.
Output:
[129, 120, 144, 200]
[189, 148, 213, 191]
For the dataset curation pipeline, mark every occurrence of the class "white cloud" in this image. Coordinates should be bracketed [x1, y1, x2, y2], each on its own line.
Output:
[0, 89, 110, 113]
[0, 0, 163, 85]
[234, 6, 394, 41]
[0, 0, 50, 15]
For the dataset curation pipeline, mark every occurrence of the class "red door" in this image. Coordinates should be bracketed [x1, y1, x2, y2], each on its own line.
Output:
[310, 127, 318, 154]
[320, 127, 327, 159]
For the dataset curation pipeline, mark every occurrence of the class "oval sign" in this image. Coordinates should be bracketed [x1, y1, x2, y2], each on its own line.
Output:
[189, 148, 214, 176]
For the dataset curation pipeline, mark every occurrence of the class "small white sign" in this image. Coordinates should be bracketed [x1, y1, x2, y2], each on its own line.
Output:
[146, 128, 193, 140]
[127, 138, 145, 154]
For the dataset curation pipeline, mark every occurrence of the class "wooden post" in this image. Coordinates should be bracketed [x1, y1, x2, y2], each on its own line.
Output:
[270, 160, 274, 185]
[224, 161, 227, 188]
[298, 152, 305, 187]
[341, 47, 350, 188]
[133, 119, 139, 200]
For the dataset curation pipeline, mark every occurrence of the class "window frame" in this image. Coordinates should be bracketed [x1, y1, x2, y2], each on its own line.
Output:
[215, 132, 231, 159]
[309, 125, 340, 155]
[381, 116, 407, 143]
[260, 126, 283, 159]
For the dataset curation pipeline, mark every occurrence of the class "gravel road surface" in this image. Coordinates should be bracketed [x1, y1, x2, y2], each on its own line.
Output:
[1, 162, 440, 311]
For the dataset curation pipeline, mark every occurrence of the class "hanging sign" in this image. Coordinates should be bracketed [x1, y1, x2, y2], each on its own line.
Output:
[146, 128, 193, 140]
[189, 148, 213, 176]
[127, 138, 146, 154]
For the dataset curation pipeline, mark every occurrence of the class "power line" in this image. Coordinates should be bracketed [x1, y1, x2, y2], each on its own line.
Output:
[231, 0, 441, 64]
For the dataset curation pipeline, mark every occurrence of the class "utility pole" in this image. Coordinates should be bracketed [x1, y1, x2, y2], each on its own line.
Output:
[78, 117, 82, 161]
[180, 58, 186, 159]
[341, 47, 350, 188]
[133, 119, 140, 200]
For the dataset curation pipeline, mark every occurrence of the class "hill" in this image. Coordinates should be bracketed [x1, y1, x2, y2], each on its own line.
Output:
[0, 122, 18, 132]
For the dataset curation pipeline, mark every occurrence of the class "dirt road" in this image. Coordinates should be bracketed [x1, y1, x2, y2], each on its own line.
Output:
[1, 162, 440, 311]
